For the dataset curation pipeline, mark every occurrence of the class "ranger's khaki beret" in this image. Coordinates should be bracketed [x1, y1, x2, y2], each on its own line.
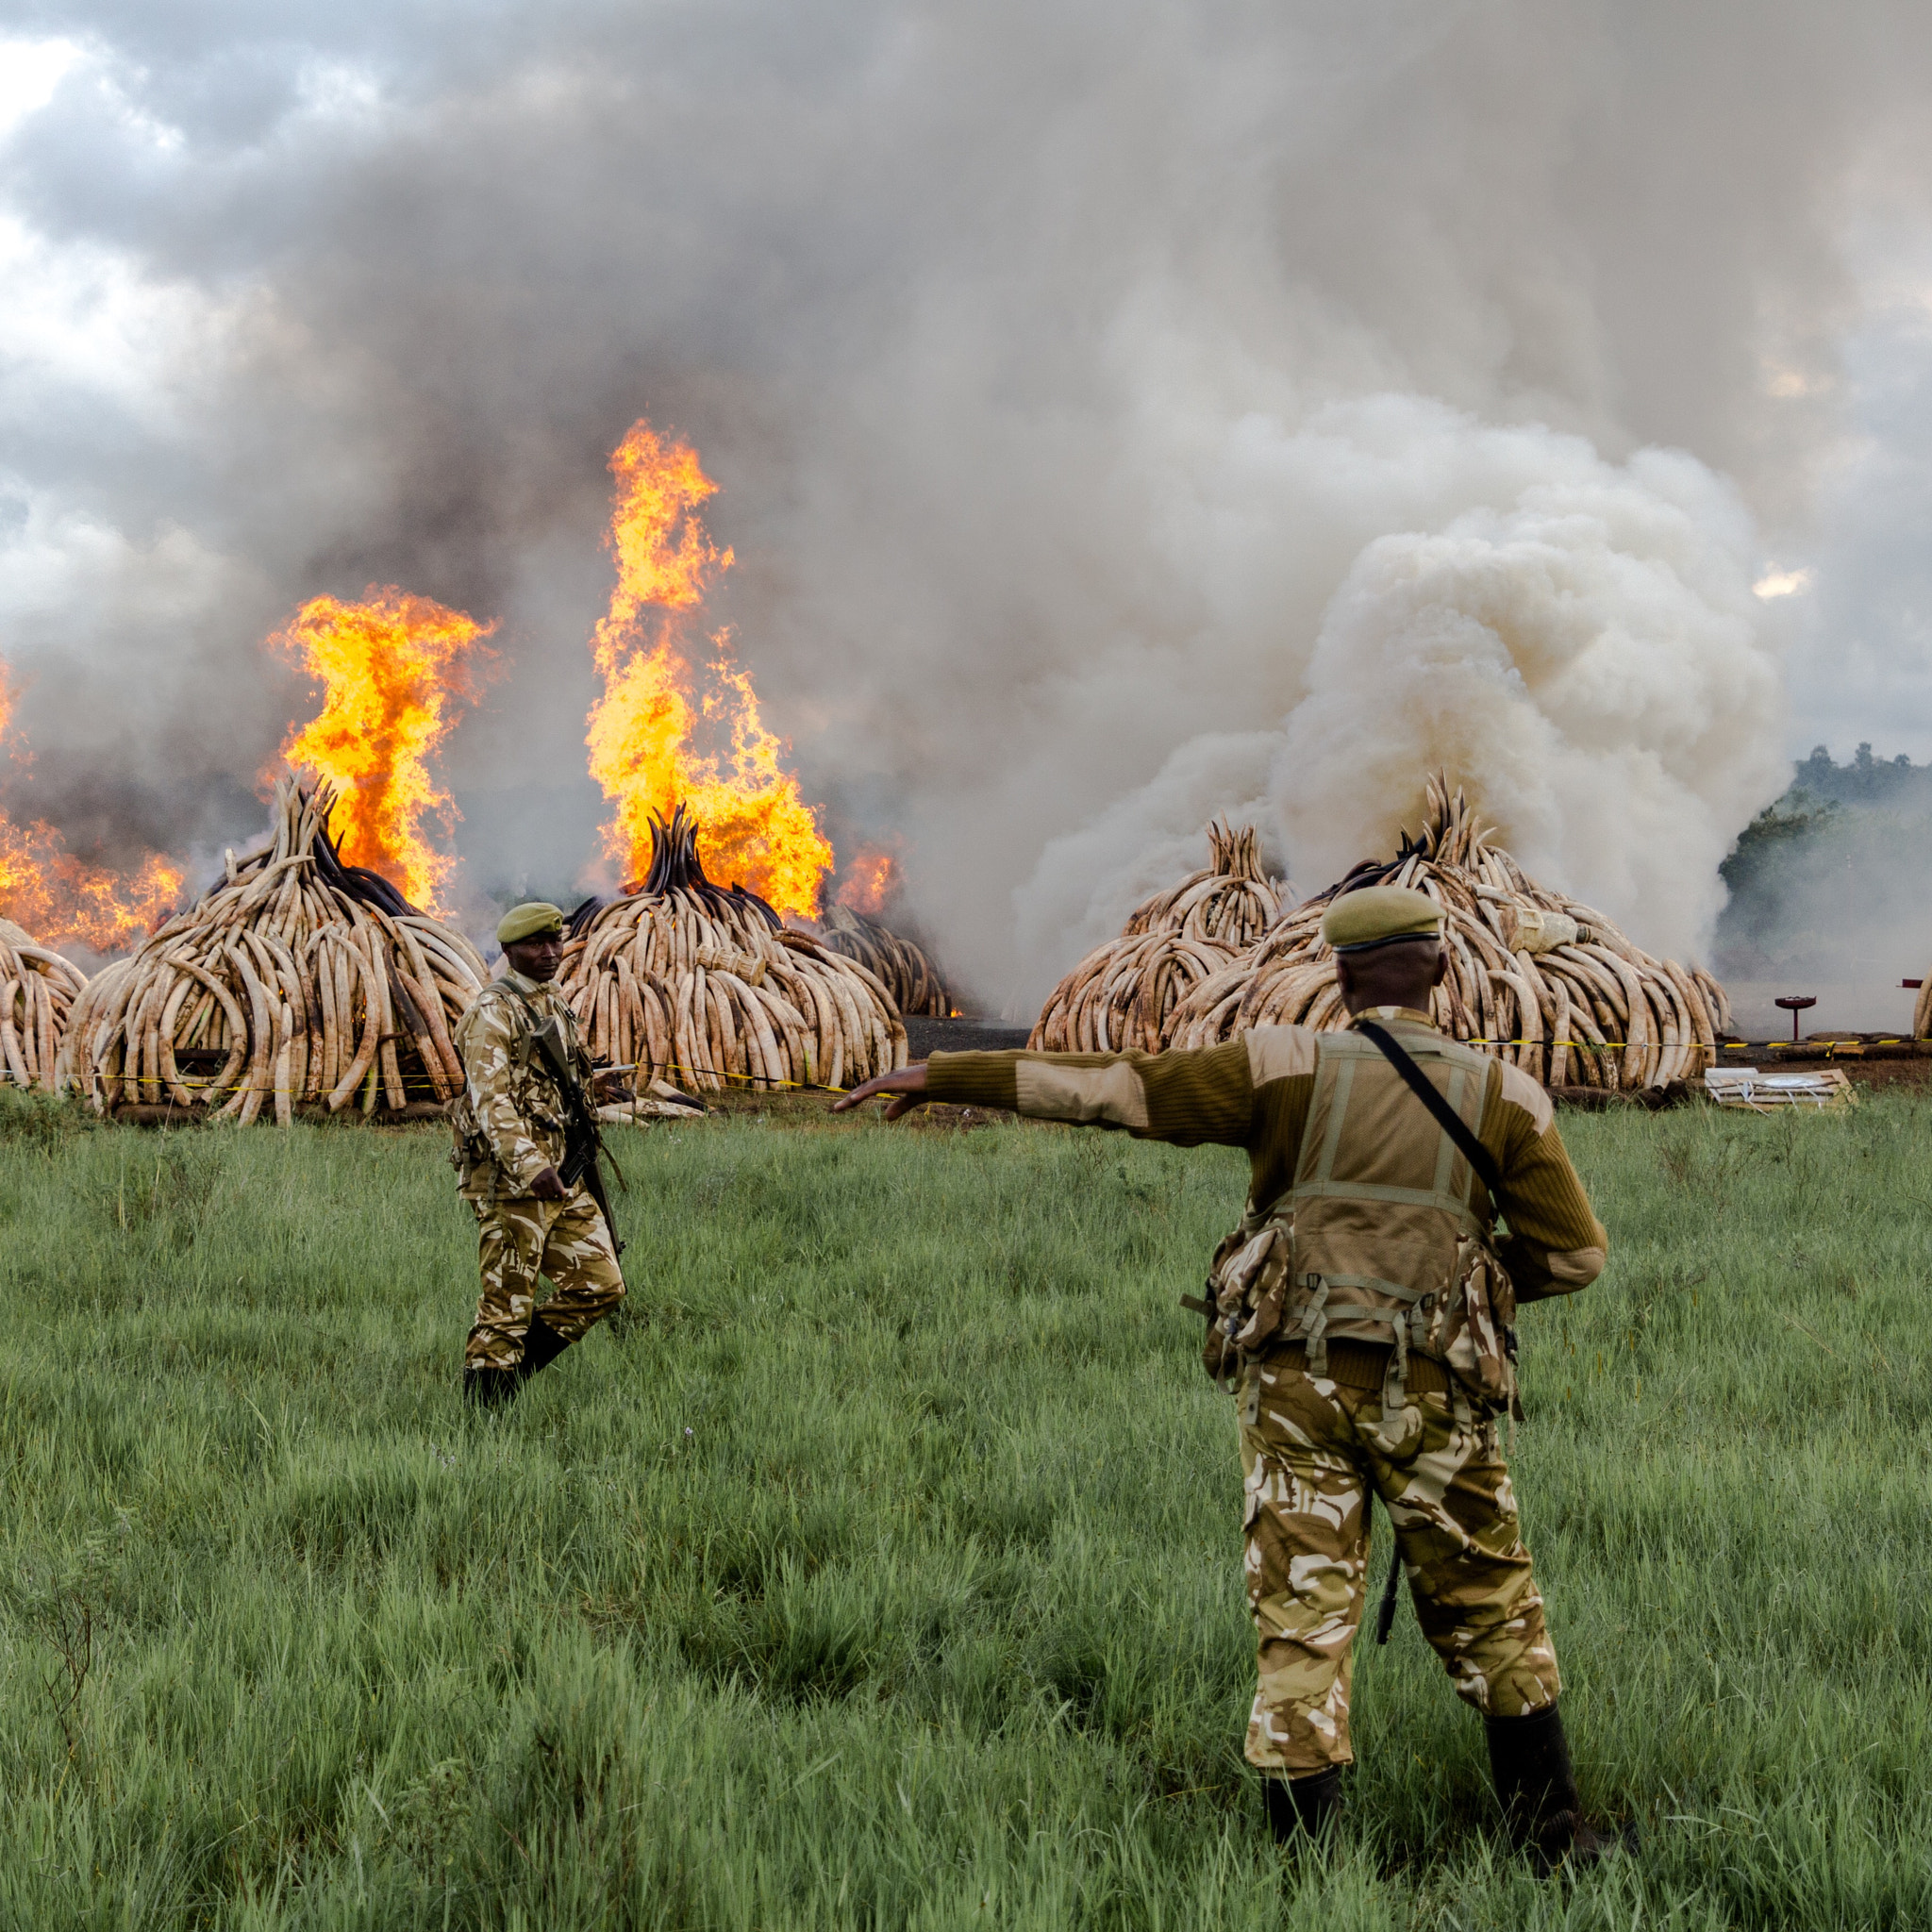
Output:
[1320, 884, 1441, 955]
[496, 901, 565, 945]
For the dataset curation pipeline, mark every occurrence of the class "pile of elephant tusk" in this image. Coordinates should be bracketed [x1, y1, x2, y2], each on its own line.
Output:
[1030, 818, 1292, 1055]
[561, 805, 908, 1094]
[0, 917, 88, 1094]
[810, 901, 952, 1019]
[1167, 776, 1730, 1090]
[1035, 781, 1730, 1091]
[58, 777, 488, 1123]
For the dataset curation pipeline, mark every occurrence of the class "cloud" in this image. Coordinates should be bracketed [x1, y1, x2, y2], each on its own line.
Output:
[1, 2, 1930, 999]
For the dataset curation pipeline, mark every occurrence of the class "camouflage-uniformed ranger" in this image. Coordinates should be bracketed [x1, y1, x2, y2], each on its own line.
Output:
[835, 884, 1618, 1874]
[450, 901, 626, 1407]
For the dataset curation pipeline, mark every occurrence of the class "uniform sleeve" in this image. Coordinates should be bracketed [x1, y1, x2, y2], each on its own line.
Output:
[1481, 1064, 1608, 1302]
[925, 1041, 1257, 1147]
[460, 998, 552, 1191]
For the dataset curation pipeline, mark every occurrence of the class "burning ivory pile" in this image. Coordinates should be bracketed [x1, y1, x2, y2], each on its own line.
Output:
[1, 918, 89, 1094]
[58, 777, 488, 1123]
[1030, 819, 1290, 1053]
[561, 805, 907, 1091]
[812, 902, 951, 1018]
[1167, 776, 1731, 1091]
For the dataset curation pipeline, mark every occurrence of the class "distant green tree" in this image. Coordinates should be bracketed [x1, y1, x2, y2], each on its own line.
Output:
[1718, 790, 1845, 954]
[1790, 742, 1928, 807]
[1716, 751, 1932, 984]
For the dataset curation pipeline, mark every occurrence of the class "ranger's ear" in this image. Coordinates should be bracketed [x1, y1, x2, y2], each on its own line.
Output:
[1432, 943, 1450, 987]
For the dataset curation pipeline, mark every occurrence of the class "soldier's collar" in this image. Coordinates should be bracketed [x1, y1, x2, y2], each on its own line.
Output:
[503, 968, 550, 995]
[1350, 1005, 1438, 1031]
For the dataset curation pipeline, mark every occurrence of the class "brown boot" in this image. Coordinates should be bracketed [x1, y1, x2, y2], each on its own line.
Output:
[1484, 1704, 1624, 1878]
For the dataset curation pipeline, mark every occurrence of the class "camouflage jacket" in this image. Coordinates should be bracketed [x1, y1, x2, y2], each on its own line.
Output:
[449, 971, 594, 1201]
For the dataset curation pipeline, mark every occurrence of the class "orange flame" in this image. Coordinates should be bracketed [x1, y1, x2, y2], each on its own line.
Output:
[585, 420, 833, 917]
[836, 847, 899, 917]
[275, 588, 494, 909]
[0, 669, 183, 953]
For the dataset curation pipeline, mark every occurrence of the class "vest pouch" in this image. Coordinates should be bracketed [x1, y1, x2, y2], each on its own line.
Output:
[446, 1092, 489, 1190]
[1233, 1273, 1289, 1356]
[1428, 1236, 1519, 1411]
[1193, 1218, 1290, 1387]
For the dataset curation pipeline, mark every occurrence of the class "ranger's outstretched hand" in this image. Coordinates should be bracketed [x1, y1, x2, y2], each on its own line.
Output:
[832, 1063, 929, 1120]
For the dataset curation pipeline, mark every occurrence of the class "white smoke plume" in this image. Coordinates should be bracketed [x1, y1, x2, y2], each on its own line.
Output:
[1014, 399, 1791, 993]
[1014, 730, 1285, 979]
[1017, 405, 1791, 994]
[3, 3, 1931, 1006]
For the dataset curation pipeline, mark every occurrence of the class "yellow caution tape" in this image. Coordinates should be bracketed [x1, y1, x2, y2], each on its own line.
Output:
[33, 1057, 869, 1104]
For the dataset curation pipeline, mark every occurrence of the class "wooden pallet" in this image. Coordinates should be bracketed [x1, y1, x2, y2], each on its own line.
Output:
[1704, 1067, 1856, 1111]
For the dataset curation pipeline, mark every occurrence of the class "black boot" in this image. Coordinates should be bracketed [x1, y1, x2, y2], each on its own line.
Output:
[462, 1365, 519, 1409]
[1262, 1765, 1342, 1845]
[1485, 1703, 1623, 1878]
[513, 1316, 572, 1385]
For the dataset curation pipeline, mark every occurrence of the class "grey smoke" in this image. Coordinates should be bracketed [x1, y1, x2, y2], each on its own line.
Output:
[4, 1, 1932, 1006]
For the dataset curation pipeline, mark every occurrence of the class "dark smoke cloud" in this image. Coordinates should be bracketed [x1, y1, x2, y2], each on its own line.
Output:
[4, 1, 1932, 1001]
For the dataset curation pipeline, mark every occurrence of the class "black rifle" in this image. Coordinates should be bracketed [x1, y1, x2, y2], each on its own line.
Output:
[519, 1006, 625, 1257]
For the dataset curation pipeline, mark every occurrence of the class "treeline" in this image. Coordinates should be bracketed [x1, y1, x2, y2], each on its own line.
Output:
[1789, 742, 1932, 808]
[1717, 745, 1932, 979]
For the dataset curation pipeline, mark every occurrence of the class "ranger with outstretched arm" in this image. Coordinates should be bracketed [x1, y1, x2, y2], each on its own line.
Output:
[449, 901, 629, 1407]
[834, 885, 1619, 1873]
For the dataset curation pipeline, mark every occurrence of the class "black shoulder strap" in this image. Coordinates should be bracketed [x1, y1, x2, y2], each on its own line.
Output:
[1354, 1019, 1503, 1202]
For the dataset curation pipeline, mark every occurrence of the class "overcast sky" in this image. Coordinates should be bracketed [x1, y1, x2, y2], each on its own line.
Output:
[3, 2, 1932, 993]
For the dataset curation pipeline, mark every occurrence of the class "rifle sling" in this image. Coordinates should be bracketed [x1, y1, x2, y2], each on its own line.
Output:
[502, 982, 626, 1256]
[1353, 1020, 1504, 1202]
[1343, 1018, 1501, 1652]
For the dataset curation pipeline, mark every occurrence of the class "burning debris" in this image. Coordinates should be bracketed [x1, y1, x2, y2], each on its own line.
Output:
[813, 903, 951, 1019]
[806, 846, 952, 1019]
[0, 664, 183, 955]
[276, 588, 494, 910]
[561, 805, 907, 1092]
[585, 421, 833, 919]
[0, 918, 88, 1094]
[1168, 776, 1731, 1091]
[58, 778, 488, 1123]
[1030, 820, 1289, 1053]
[0, 823, 181, 961]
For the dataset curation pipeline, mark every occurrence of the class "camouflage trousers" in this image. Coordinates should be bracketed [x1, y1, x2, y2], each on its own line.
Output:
[463, 1188, 625, 1370]
[1239, 1354, 1561, 1775]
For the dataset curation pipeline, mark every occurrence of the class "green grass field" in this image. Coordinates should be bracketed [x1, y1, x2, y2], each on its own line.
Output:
[3, 1086, 1928, 1929]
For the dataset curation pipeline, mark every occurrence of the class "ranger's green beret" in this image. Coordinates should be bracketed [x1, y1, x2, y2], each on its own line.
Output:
[1320, 884, 1441, 955]
[496, 901, 565, 946]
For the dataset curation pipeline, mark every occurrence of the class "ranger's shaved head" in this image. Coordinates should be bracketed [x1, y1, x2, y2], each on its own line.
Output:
[1333, 936, 1448, 1017]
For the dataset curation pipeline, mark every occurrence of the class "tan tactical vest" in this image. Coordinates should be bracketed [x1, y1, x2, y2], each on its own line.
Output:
[1201, 1024, 1518, 1416]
